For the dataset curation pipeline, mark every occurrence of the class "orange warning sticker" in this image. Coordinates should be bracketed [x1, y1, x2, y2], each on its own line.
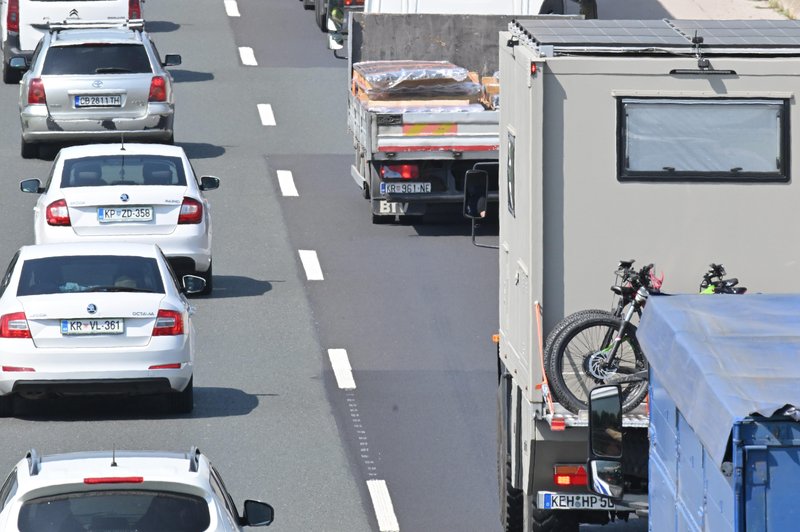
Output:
[402, 123, 458, 136]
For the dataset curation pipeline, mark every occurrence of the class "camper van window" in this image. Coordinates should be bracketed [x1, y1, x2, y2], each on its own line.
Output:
[507, 130, 516, 217]
[617, 98, 788, 183]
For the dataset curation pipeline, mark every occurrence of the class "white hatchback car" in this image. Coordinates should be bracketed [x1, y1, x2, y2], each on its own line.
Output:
[0, 447, 274, 531]
[20, 143, 218, 294]
[0, 242, 204, 417]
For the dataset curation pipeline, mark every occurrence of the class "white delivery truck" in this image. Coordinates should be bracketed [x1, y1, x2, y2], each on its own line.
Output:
[470, 18, 800, 532]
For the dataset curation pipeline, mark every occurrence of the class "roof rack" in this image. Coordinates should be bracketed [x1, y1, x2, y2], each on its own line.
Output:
[26, 449, 41, 476]
[188, 446, 201, 472]
[48, 19, 144, 32]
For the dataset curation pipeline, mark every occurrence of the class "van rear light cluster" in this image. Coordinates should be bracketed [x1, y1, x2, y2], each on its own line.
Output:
[178, 198, 202, 224]
[553, 465, 588, 486]
[148, 76, 167, 102]
[152, 310, 183, 336]
[46, 199, 70, 226]
[128, 0, 142, 19]
[7, 0, 18, 33]
[380, 164, 419, 180]
[0, 312, 31, 339]
[28, 78, 47, 105]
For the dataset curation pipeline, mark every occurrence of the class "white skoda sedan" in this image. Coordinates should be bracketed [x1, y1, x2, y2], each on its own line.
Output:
[20, 143, 219, 294]
[0, 448, 274, 531]
[0, 242, 204, 417]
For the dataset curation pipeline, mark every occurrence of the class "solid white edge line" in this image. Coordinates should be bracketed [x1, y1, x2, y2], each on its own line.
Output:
[257, 104, 276, 126]
[224, 0, 240, 17]
[238, 47, 257, 66]
[327, 349, 356, 389]
[366, 480, 400, 532]
[298, 250, 324, 281]
[277, 170, 299, 197]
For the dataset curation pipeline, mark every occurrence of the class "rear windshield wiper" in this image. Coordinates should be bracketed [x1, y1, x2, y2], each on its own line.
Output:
[85, 286, 158, 293]
[94, 67, 134, 74]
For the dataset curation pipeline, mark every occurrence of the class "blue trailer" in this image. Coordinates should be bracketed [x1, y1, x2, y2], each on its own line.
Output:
[587, 295, 800, 531]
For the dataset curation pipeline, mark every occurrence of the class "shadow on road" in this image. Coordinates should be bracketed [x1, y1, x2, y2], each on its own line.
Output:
[170, 69, 215, 83]
[202, 275, 275, 299]
[177, 142, 226, 159]
[145, 20, 181, 33]
[10, 386, 266, 421]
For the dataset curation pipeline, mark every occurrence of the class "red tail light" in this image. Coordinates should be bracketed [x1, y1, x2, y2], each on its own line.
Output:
[178, 198, 202, 224]
[46, 199, 70, 226]
[2, 366, 34, 372]
[0, 312, 31, 339]
[7, 0, 18, 33]
[344, 0, 364, 5]
[28, 78, 46, 105]
[148, 76, 167, 102]
[128, 0, 142, 19]
[85, 477, 143, 484]
[553, 465, 588, 486]
[380, 164, 419, 180]
[148, 363, 182, 370]
[152, 309, 183, 336]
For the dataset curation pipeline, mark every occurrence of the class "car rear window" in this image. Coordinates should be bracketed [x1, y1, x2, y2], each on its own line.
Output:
[18, 490, 211, 532]
[61, 155, 188, 187]
[42, 44, 152, 75]
[17, 255, 165, 296]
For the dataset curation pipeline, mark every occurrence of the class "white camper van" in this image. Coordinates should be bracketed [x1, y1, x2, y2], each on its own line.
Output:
[1, 0, 143, 83]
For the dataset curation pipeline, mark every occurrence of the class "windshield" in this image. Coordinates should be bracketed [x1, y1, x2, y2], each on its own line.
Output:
[17, 255, 165, 296]
[42, 44, 152, 75]
[61, 155, 188, 188]
[18, 490, 211, 532]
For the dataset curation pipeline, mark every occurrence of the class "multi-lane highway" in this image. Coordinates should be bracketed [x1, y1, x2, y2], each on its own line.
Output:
[0, 0, 783, 531]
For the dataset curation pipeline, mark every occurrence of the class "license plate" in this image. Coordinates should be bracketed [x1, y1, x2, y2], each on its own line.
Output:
[380, 182, 432, 194]
[98, 207, 153, 223]
[75, 95, 122, 107]
[537, 492, 616, 510]
[61, 319, 125, 335]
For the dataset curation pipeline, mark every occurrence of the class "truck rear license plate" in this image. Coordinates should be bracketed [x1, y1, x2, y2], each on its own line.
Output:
[380, 182, 431, 194]
[538, 492, 615, 510]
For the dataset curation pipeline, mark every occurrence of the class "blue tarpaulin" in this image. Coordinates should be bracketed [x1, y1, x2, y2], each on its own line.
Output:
[637, 294, 800, 466]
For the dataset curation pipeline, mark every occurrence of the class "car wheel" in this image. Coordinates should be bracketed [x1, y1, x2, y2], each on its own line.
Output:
[20, 138, 38, 159]
[0, 394, 15, 417]
[198, 262, 212, 296]
[167, 377, 193, 414]
[315, 0, 327, 32]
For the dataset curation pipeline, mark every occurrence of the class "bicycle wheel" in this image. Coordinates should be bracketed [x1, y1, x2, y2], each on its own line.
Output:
[543, 309, 609, 377]
[547, 310, 648, 414]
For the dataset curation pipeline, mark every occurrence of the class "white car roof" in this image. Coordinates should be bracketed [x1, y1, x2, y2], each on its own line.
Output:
[18, 242, 162, 260]
[14, 449, 211, 493]
[52, 28, 144, 45]
[57, 143, 188, 159]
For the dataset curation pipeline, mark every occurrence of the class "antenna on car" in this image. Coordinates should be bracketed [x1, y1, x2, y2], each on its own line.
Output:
[119, 132, 126, 151]
[111, 446, 118, 467]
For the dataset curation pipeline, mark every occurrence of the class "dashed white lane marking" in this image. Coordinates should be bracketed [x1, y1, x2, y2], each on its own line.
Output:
[327, 349, 356, 389]
[298, 250, 324, 281]
[367, 480, 400, 532]
[257, 104, 276, 126]
[238, 47, 257, 66]
[224, 0, 240, 16]
[277, 170, 299, 197]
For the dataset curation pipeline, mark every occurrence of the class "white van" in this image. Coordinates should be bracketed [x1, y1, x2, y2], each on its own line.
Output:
[1, 0, 143, 83]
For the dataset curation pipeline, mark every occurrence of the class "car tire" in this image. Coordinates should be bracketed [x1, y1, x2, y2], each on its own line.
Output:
[315, 0, 327, 32]
[167, 377, 193, 414]
[0, 394, 15, 418]
[199, 262, 212, 296]
[20, 138, 38, 159]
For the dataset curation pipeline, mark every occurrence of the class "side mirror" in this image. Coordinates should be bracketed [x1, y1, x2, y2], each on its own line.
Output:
[163, 54, 182, 67]
[199, 176, 220, 191]
[587, 385, 625, 499]
[20, 178, 44, 194]
[242, 500, 274, 527]
[181, 274, 206, 294]
[9, 56, 28, 71]
[463, 169, 488, 219]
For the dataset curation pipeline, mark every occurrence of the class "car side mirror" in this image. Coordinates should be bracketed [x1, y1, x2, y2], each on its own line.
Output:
[20, 178, 44, 194]
[242, 500, 274, 527]
[181, 274, 206, 294]
[9, 56, 28, 71]
[199, 176, 220, 191]
[463, 169, 488, 220]
[163, 54, 182, 67]
[587, 385, 625, 499]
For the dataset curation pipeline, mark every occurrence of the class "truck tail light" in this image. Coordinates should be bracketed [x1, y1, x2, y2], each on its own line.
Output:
[0, 312, 31, 339]
[7, 0, 18, 33]
[148, 76, 167, 102]
[128, 0, 142, 19]
[177, 198, 202, 224]
[553, 465, 588, 486]
[380, 164, 419, 180]
[46, 199, 70, 226]
[28, 78, 47, 105]
[152, 310, 183, 336]
[345, 0, 364, 5]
